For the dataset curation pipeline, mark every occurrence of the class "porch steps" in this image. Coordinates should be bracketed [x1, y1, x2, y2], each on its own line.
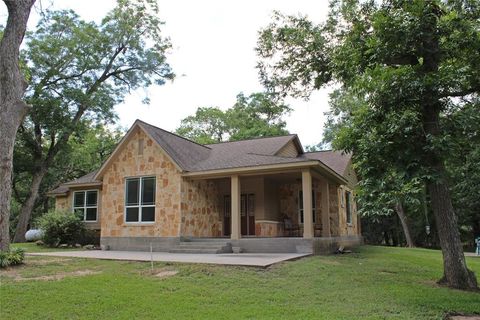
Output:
[169, 239, 233, 254]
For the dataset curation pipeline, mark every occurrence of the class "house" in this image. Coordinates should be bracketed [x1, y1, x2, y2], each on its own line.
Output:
[48, 120, 362, 254]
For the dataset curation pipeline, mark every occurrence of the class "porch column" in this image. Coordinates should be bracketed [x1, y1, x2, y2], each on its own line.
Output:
[230, 175, 241, 240]
[302, 169, 314, 239]
[321, 179, 331, 237]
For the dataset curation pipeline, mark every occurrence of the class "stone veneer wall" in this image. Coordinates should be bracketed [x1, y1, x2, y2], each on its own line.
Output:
[55, 196, 69, 211]
[278, 181, 323, 229]
[278, 180, 360, 238]
[329, 184, 340, 236]
[255, 221, 283, 237]
[101, 128, 182, 238]
[336, 186, 359, 237]
[180, 179, 222, 237]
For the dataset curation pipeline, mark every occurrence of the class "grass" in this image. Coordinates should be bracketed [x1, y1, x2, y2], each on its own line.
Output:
[1, 245, 479, 319]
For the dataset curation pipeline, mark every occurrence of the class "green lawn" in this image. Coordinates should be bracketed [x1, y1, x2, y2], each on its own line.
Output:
[1, 245, 479, 319]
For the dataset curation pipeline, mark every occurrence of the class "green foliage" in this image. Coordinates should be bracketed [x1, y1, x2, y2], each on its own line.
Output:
[0, 248, 25, 268]
[12, 0, 173, 238]
[257, 0, 480, 244]
[11, 123, 123, 230]
[176, 92, 291, 143]
[36, 211, 86, 247]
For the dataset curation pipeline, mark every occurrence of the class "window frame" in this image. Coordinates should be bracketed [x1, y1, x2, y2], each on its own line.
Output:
[345, 190, 353, 225]
[124, 176, 156, 224]
[298, 190, 316, 224]
[72, 190, 98, 222]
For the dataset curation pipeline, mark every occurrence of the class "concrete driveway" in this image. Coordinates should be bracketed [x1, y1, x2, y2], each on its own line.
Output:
[27, 251, 310, 267]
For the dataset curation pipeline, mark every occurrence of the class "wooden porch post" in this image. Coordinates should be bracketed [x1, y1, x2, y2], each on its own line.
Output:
[321, 179, 331, 237]
[302, 169, 314, 239]
[231, 175, 241, 240]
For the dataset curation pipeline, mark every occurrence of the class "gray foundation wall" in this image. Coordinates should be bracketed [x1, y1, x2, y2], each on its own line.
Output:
[232, 235, 363, 254]
[100, 235, 363, 254]
[101, 237, 180, 252]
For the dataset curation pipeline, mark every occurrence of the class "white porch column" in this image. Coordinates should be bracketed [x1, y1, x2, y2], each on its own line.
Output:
[302, 169, 314, 239]
[230, 175, 241, 240]
[321, 179, 331, 237]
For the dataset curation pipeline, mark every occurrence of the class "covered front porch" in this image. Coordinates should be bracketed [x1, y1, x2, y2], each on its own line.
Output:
[181, 165, 356, 241]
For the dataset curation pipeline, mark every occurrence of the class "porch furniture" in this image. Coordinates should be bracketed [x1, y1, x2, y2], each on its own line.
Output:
[283, 218, 300, 237]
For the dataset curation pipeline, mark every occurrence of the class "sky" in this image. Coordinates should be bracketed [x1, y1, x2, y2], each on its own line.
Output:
[1, 0, 332, 147]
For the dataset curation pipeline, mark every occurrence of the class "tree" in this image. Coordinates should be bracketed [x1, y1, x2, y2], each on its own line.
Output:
[11, 123, 123, 232]
[13, 0, 174, 242]
[257, 1, 479, 290]
[0, 0, 36, 252]
[444, 100, 480, 245]
[176, 92, 291, 143]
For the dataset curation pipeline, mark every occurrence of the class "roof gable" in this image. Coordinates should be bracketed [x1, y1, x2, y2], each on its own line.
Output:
[304, 150, 352, 176]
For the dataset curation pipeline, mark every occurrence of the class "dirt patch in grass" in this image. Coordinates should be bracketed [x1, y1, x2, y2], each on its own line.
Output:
[140, 267, 179, 279]
[155, 270, 178, 279]
[2, 269, 100, 281]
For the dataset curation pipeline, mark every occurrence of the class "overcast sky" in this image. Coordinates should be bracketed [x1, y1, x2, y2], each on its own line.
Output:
[1, 0, 332, 146]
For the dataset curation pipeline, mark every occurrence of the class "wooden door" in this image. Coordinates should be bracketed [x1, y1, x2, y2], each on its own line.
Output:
[241, 194, 255, 236]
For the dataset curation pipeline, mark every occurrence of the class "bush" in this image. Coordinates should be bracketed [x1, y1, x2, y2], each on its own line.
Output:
[0, 248, 25, 268]
[37, 211, 86, 247]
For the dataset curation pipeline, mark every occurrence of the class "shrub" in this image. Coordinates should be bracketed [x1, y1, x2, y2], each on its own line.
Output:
[0, 248, 25, 268]
[37, 211, 86, 247]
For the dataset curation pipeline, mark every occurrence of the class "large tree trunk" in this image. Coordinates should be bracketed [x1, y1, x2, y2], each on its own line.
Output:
[419, 2, 478, 290]
[0, 0, 36, 251]
[394, 202, 415, 248]
[13, 165, 48, 243]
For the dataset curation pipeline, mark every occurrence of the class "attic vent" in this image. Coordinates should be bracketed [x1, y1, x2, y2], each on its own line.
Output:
[138, 138, 144, 155]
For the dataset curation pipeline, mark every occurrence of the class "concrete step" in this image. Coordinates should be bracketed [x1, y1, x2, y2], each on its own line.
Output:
[181, 238, 230, 243]
[169, 248, 222, 254]
[177, 242, 230, 248]
[169, 239, 233, 254]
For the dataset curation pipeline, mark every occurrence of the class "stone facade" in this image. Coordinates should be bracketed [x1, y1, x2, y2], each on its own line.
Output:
[100, 128, 182, 238]
[255, 221, 283, 237]
[180, 179, 222, 237]
[55, 196, 69, 211]
[279, 180, 323, 231]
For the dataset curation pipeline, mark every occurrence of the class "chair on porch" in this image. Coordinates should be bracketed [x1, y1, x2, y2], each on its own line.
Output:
[283, 217, 300, 237]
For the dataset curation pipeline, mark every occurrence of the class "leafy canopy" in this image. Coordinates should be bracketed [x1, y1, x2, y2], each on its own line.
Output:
[176, 92, 291, 144]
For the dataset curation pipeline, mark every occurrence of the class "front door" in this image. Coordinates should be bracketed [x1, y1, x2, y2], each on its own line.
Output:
[241, 194, 255, 236]
[223, 194, 255, 236]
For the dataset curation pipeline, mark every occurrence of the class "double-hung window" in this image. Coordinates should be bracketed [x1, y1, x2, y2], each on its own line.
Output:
[73, 190, 98, 222]
[125, 176, 156, 223]
[298, 190, 316, 224]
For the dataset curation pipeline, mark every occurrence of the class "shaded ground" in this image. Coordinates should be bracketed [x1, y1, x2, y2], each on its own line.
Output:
[1, 245, 479, 319]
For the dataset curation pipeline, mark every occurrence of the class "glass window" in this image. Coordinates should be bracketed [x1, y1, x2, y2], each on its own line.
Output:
[346, 191, 352, 224]
[298, 190, 316, 224]
[73, 190, 98, 222]
[125, 177, 156, 223]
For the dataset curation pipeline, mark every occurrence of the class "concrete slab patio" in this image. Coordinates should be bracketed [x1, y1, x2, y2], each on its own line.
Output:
[27, 251, 310, 267]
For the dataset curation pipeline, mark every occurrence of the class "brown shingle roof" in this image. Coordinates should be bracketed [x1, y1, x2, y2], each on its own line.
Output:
[48, 170, 100, 195]
[63, 170, 100, 185]
[304, 151, 352, 176]
[50, 121, 353, 195]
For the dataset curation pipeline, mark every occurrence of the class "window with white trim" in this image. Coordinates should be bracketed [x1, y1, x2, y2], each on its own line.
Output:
[125, 176, 156, 223]
[73, 190, 98, 222]
[298, 190, 316, 224]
